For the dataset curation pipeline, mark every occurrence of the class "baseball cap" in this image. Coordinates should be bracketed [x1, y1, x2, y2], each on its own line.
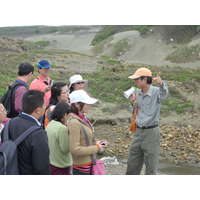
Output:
[69, 75, 88, 89]
[38, 60, 53, 68]
[70, 90, 98, 104]
[128, 67, 152, 79]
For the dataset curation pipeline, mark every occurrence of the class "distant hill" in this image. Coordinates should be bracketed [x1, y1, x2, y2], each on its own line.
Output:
[0, 25, 101, 38]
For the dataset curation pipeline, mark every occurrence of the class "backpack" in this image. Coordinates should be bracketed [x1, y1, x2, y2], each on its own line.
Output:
[0, 119, 41, 175]
[1, 80, 27, 118]
[42, 104, 54, 129]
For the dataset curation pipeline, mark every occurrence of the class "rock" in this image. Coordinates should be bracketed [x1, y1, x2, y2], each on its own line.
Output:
[175, 120, 178, 123]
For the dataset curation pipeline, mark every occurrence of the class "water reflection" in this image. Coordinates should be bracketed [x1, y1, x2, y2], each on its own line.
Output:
[158, 161, 200, 175]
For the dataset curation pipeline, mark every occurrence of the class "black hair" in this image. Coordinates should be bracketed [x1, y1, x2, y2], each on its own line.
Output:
[69, 85, 74, 94]
[51, 102, 71, 121]
[22, 90, 44, 114]
[140, 76, 152, 84]
[71, 102, 85, 115]
[49, 82, 67, 105]
[18, 63, 34, 76]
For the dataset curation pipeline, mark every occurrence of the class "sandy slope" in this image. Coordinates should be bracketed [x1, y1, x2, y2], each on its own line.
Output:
[24, 30, 200, 69]
[24, 33, 96, 55]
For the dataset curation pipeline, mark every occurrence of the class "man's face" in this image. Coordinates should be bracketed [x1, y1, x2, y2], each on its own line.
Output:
[39, 67, 50, 78]
[0, 103, 7, 123]
[134, 77, 146, 89]
[28, 72, 33, 83]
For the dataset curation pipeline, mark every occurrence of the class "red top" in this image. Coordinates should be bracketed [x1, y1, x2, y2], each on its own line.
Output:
[29, 75, 51, 106]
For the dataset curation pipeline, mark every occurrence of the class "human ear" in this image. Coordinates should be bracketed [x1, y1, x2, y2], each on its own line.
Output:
[75, 102, 79, 109]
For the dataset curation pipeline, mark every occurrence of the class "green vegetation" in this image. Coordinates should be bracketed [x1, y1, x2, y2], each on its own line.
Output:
[91, 25, 148, 46]
[0, 25, 96, 37]
[114, 38, 129, 56]
[166, 45, 200, 62]
[102, 106, 112, 112]
[91, 36, 113, 54]
[162, 99, 193, 114]
[106, 58, 118, 65]
[47, 29, 58, 33]
[22, 40, 50, 50]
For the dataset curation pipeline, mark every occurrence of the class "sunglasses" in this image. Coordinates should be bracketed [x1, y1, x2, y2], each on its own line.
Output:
[76, 81, 84, 85]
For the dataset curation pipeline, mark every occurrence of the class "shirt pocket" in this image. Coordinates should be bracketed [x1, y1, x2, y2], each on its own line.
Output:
[142, 102, 155, 116]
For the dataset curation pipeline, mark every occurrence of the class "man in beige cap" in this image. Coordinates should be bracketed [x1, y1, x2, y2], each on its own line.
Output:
[126, 67, 168, 175]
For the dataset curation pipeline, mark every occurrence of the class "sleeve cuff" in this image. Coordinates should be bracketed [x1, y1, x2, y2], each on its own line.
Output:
[95, 144, 101, 152]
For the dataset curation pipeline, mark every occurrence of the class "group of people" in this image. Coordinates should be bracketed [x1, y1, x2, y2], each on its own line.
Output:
[0, 59, 168, 175]
[0, 60, 108, 175]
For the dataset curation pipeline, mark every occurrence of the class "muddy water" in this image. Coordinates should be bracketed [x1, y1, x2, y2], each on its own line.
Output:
[158, 161, 200, 175]
[94, 123, 200, 175]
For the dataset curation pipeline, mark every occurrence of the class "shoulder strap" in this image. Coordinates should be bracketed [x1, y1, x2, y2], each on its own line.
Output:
[79, 123, 96, 165]
[3, 119, 11, 141]
[68, 117, 96, 165]
[14, 126, 41, 146]
[11, 81, 25, 92]
[42, 104, 53, 125]
[15, 80, 28, 90]
[3, 119, 41, 146]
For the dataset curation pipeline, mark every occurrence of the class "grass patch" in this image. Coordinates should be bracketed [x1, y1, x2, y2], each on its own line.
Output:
[114, 38, 129, 56]
[102, 106, 112, 112]
[35, 41, 50, 47]
[175, 103, 193, 113]
[166, 45, 200, 63]
[47, 29, 59, 33]
[91, 36, 113, 54]
[107, 58, 118, 65]
[22, 40, 50, 50]
[162, 98, 193, 114]
[91, 25, 148, 45]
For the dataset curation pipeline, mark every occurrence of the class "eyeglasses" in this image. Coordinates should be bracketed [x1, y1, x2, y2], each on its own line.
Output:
[0, 109, 7, 114]
[61, 91, 69, 95]
[76, 81, 84, 85]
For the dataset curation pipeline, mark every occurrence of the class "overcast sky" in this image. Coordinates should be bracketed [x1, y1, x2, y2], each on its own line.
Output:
[0, 1, 197, 27]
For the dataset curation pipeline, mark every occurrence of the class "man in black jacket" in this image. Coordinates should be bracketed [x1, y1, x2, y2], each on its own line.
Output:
[1, 90, 51, 175]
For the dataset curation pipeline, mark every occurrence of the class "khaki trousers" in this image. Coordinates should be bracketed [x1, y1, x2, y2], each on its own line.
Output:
[126, 126, 161, 175]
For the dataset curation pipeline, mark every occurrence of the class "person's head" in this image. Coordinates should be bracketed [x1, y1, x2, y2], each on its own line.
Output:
[49, 82, 69, 105]
[51, 102, 71, 124]
[0, 102, 7, 123]
[37, 60, 53, 78]
[128, 67, 152, 89]
[70, 90, 98, 115]
[69, 75, 88, 94]
[22, 90, 46, 119]
[18, 62, 34, 83]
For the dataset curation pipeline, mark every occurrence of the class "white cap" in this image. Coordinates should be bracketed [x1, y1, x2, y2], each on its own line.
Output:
[69, 75, 88, 89]
[70, 90, 98, 104]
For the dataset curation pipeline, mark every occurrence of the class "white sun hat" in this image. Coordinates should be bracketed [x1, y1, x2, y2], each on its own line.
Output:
[70, 90, 98, 104]
[69, 75, 88, 89]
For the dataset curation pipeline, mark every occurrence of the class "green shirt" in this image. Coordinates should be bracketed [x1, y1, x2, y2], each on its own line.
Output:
[46, 120, 72, 168]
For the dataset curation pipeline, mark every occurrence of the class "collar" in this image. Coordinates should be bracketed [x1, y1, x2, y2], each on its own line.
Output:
[37, 75, 50, 82]
[21, 112, 41, 126]
[76, 113, 85, 119]
[139, 85, 153, 97]
[16, 78, 27, 86]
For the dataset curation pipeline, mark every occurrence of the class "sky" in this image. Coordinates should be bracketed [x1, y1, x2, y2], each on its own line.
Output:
[1, 0, 198, 27]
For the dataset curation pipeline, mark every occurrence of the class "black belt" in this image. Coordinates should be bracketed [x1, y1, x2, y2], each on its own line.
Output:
[137, 124, 158, 130]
